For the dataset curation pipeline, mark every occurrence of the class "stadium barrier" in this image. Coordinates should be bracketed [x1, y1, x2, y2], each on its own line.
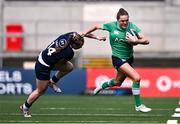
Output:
[0, 68, 180, 97]
[86, 68, 180, 97]
[0, 68, 86, 95]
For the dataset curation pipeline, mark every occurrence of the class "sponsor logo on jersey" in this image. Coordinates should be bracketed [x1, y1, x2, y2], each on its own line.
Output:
[58, 39, 67, 47]
[113, 30, 119, 35]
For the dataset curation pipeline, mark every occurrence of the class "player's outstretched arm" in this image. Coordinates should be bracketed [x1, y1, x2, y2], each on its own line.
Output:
[80, 24, 106, 41]
[84, 33, 106, 41]
[81, 24, 102, 36]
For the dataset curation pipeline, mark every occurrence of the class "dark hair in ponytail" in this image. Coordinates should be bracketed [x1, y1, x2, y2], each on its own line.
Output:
[116, 8, 129, 20]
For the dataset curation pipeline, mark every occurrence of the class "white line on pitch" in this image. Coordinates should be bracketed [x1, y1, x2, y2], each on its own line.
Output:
[0, 120, 165, 124]
[0, 113, 163, 117]
[40, 107, 171, 111]
[175, 108, 180, 112]
[167, 120, 178, 124]
[40, 107, 124, 110]
[172, 113, 180, 117]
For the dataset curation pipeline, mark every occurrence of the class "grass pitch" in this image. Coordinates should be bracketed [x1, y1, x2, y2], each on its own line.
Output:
[0, 95, 179, 123]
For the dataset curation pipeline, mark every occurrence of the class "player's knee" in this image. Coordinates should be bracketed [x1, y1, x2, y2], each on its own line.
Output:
[114, 80, 123, 86]
[132, 74, 141, 82]
[67, 63, 74, 72]
[115, 82, 122, 86]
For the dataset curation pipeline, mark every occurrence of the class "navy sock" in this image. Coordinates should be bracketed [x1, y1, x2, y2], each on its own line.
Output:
[24, 101, 32, 109]
[51, 75, 59, 83]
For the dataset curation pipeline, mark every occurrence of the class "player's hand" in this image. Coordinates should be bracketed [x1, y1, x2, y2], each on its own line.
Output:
[126, 34, 138, 45]
[126, 33, 137, 42]
[79, 32, 86, 37]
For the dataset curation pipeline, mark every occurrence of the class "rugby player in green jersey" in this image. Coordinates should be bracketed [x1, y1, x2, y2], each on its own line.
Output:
[82, 8, 151, 113]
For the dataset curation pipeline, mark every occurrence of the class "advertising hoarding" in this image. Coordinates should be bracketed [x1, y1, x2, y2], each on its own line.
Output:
[87, 68, 180, 97]
[0, 68, 86, 95]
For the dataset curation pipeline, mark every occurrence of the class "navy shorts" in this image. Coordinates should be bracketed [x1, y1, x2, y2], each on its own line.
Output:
[35, 60, 52, 80]
[112, 56, 134, 70]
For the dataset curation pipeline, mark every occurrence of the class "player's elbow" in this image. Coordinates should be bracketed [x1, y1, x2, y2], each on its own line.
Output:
[94, 24, 101, 30]
[141, 39, 149, 45]
[145, 40, 149, 44]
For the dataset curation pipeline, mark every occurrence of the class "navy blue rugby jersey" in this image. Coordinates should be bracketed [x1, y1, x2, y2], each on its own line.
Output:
[38, 32, 75, 67]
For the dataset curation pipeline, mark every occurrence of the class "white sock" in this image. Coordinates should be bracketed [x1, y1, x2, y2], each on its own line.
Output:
[23, 103, 28, 110]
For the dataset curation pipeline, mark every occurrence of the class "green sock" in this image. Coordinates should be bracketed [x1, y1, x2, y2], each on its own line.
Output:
[132, 82, 141, 107]
[102, 79, 116, 89]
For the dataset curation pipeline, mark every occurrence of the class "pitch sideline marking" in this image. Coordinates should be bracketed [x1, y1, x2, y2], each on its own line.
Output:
[175, 108, 180, 112]
[0, 120, 165, 124]
[40, 107, 171, 111]
[0, 112, 163, 117]
[167, 100, 180, 124]
[172, 113, 180, 117]
[167, 120, 178, 124]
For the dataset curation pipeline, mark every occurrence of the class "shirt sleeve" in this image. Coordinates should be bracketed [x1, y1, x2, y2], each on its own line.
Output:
[102, 23, 112, 32]
[131, 22, 141, 33]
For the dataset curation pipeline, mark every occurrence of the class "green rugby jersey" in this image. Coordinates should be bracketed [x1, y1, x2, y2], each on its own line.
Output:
[102, 21, 141, 60]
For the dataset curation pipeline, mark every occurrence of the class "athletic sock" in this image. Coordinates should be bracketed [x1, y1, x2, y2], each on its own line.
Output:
[23, 101, 32, 110]
[132, 82, 141, 107]
[50, 75, 59, 84]
[102, 78, 116, 89]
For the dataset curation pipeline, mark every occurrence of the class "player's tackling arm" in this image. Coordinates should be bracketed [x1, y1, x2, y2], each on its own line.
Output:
[83, 24, 102, 35]
[81, 24, 106, 41]
[84, 33, 106, 41]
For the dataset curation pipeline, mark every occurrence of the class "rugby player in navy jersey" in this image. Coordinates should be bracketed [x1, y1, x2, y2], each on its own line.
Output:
[19, 32, 87, 117]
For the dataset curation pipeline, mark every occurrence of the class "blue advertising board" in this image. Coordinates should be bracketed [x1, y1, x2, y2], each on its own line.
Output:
[0, 68, 86, 95]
